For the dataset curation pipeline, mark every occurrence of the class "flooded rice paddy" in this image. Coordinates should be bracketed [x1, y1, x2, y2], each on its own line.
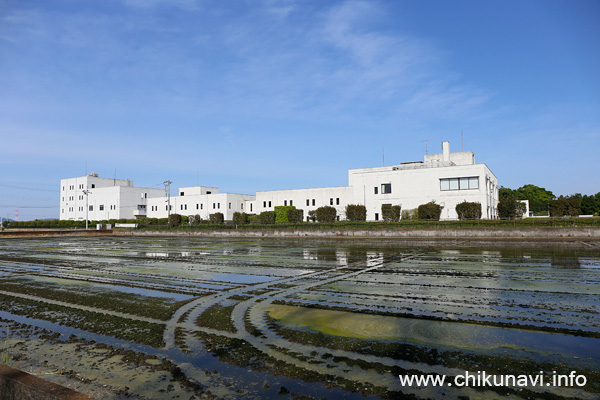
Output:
[0, 236, 599, 399]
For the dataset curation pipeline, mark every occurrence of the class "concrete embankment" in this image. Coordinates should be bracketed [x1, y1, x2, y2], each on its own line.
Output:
[0, 229, 113, 238]
[116, 227, 600, 240]
[0, 363, 91, 400]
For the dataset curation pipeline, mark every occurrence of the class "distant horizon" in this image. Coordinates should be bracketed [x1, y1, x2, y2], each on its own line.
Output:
[1, 0, 598, 221]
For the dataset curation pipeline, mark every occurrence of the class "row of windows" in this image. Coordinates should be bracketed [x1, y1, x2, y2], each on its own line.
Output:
[264, 199, 342, 208]
[62, 184, 96, 191]
[440, 177, 479, 191]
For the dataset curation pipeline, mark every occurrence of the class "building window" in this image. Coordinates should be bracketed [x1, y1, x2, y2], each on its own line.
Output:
[181, 205, 183, 210]
[306, 199, 310, 206]
[89, 205, 93, 211]
[268, 201, 271, 207]
[62, 209, 64, 213]
[312, 199, 315, 206]
[250, 204, 253, 212]
[284, 200, 287, 206]
[201, 204, 203, 209]
[336, 198, 340, 205]
[196, 204, 199, 210]
[374, 187, 378, 194]
[290, 200, 293, 206]
[91, 184, 95, 188]
[207, 191, 211, 194]
[218, 203, 220, 209]
[229, 202, 231, 209]
[180, 192, 184, 196]
[382, 183, 392, 194]
[330, 198, 333, 205]
[241, 203, 244, 209]
[99, 205, 104, 211]
[375, 213, 379, 220]
[213, 203, 216, 209]
[440, 177, 479, 191]
[263, 201, 267, 207]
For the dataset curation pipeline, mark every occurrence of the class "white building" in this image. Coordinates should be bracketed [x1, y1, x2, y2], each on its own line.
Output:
[60, 173, 164, 221]
[255, 141, 497, 220]
[146, 186, 255, 221]
[60, 141, 497, 222]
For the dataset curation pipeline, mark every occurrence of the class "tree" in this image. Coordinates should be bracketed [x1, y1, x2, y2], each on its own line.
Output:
[515, 184, 555, 214]
[455, 201, 482, 220]
[258, 211, 276, 224]
[580, 194, 598, 215]
[345, 205, 366, 221]
[498, 186, 517, 200]
[549, 196, 579, 217]
[381, 204, 401, 222]
[315, 206, 337, 223]
[274, 206, 295, 223]
[232, 212, 248, 225]
[286, 208, 304, 223]
[498, 199, 526, 219]
[417, 202, 441, 220]
[209, 213, 224, 224]
[168, 213, 182, 227]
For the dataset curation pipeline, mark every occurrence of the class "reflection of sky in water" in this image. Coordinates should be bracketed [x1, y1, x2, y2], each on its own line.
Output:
[28, 276, 193, 301]
[207, 273, 278, 284]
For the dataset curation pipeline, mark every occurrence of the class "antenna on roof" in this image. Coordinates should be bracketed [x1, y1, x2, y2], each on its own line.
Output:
[421, 139, 431, 155]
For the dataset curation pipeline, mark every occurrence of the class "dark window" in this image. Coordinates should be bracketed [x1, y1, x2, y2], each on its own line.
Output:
[180, 192, 184, 196]
[196, 204, 199, 209]
[375, 212, 379, 220]
[312, 199, 315, 206]
[218, 203, 220, 209]
[336, 198, 340, 205]
[99, 205, 104, 211]
[213, 203, 216, 209]
[330, 198, 333, 205]
[374, 187, 378, 194]
[89, 205, 93, 211]
[263, 201, 267, 207]
[268, 201, 272, 207]
[290, 200, 293, 206]
[382, 183, 392, 194]
[229, 202, 231, 209]
[250, 204, 253, 212]
[207, 191, 211, 194]
[284, 200, 287, 206]
[91, 184, 95, 188]
[306, 199, 310, 206]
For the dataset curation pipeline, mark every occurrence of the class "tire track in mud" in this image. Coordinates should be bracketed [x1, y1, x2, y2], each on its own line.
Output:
[168, 253, 432, 397]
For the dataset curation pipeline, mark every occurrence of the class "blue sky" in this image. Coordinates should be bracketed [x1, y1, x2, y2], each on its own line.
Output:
[1, 0, 599, 220]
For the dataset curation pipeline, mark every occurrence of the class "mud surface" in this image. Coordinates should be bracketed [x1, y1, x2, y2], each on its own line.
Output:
[0, 236, 599, 399]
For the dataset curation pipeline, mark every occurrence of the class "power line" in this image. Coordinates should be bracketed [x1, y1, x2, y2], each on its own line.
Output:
[0, 183, 59, 192]
[0, 205, 59, 208]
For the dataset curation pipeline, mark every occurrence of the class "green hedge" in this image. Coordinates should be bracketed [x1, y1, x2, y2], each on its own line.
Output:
[345, 205, 366, 221]
[232, 212, 249, 225]
[274, 206, 295, 223]
[258, 211, 276, 224]
[381, 204, 401, 222]
[287, 208, 304, 223]
[417, 202, 441, 220]
[455, 201, 482, 220]
[498, 199, 526, 219]
[209, 213, 224, 224]
[315, 206, 337, 223]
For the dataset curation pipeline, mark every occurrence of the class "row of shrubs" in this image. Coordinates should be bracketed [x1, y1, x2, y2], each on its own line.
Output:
[2, 201, 484, 229]
[18, 200, 594, 230]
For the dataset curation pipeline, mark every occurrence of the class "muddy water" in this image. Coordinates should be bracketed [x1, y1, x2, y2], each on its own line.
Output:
[0, 236, 598, 399]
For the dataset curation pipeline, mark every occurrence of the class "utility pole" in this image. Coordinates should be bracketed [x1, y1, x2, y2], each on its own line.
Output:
[164, 180, 172, 218]
[83, 188, 91, 229]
